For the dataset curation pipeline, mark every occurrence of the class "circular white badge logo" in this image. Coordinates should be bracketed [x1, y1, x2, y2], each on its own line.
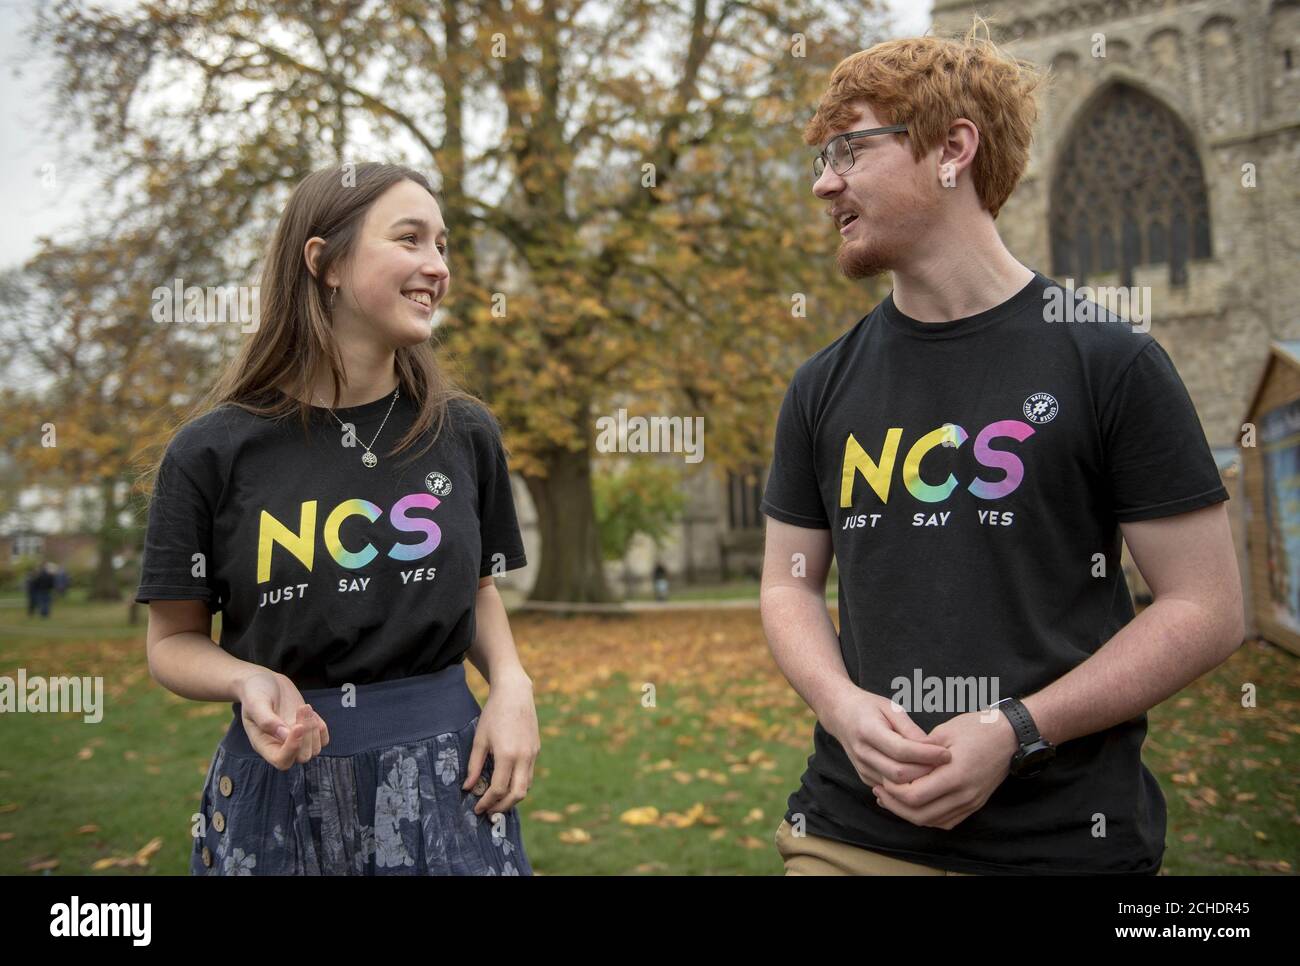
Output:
[1023, 392, 1059, 424]
[424, 471, 453, 496]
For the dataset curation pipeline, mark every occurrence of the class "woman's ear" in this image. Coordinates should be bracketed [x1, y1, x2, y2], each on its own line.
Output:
[303, 236, 335, 285]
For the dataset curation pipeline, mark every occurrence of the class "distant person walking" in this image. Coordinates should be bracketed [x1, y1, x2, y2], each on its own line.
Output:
[30, 563, 56, 618]
[24, 566, 38, 616]
[652, 563, 670, 602]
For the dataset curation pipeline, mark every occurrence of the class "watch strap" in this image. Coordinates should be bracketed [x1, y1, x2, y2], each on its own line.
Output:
[996, 697, 1041, 747]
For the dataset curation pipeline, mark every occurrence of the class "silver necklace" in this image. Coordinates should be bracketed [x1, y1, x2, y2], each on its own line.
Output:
[314, 387, 400, 467]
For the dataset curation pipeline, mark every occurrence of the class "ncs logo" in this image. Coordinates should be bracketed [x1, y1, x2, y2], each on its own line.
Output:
[257, 494, 443, 582]
[840, 420, 1036, 507]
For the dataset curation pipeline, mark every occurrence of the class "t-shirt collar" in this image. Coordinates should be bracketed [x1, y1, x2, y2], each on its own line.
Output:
[881, 270, 1047, 340]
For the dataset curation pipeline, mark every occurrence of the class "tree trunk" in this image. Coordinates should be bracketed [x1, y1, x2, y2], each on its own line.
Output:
[523, 444, 613, 602]
[91, 476, 120, 601]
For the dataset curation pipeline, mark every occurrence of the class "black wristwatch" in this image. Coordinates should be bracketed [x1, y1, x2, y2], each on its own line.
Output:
[992, 697, 1055, 778]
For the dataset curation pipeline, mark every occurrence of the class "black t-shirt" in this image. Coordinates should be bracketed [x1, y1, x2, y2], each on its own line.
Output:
[760, 269, 1229, 875]
[135, 390, 528, 690]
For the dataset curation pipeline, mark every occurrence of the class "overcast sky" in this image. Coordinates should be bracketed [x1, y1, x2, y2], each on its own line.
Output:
[0, 0, 933, 273]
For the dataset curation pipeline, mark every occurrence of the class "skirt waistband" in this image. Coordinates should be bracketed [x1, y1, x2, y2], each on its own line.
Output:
[222, 663, 481, 758]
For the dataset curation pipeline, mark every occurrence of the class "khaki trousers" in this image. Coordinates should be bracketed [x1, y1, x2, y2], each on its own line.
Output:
[775, 818, 976, 876]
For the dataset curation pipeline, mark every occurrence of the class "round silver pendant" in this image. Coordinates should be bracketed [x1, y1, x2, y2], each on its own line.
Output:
[362, 451, 378, 467]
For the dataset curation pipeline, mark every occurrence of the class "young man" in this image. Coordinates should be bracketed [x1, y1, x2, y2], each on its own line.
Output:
[759, 31, 1244, 875]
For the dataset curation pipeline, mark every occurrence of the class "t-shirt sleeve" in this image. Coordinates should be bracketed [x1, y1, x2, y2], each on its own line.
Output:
[134, 435, 220, 608]
[760, 374, 830, 529]
[475, 412, 528, 578]
[1100, 340, 1229, 522]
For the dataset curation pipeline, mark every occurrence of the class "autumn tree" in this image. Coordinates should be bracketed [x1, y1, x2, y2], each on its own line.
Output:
[0, 227, 220, 601]
[26, 0, 891, 600]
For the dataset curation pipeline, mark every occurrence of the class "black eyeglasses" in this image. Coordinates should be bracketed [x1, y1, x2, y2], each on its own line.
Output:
[813, 124, 909, 181]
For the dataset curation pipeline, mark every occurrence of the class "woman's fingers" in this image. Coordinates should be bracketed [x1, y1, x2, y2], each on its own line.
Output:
[522, 753, 536, 795]
[295, 705, 317, 763]
[243, 697, 290, 742]
[249, 707, 319, 771]
[270, 722, 305, 771]
[462, 735, 489, 795]
[475, 748, 530, 816]
[476, 754, 518, 816]
[313, 710, 330, 748]
[495, 756, 535, 815]
[303, 705, 321, 759]
[236, 673, 291, 741]
[507, 765, 530, 811]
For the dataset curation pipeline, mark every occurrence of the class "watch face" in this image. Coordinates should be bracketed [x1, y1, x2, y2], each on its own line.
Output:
[1012, 742, 1055, 777]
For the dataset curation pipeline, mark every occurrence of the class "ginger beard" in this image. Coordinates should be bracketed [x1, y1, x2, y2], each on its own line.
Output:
[836, 215, 900, 280]
[834, 166, 945, 281]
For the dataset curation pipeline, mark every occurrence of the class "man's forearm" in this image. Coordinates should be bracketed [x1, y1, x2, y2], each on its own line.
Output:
[760, 585, 859, 720]
[1021, 596, 1242, 746]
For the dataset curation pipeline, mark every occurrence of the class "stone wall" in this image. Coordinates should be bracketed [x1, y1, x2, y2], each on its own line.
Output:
[933, 0, 1300, 448]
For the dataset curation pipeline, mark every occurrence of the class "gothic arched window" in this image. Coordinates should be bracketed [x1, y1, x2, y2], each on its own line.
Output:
[1050, 84, 1212, 287]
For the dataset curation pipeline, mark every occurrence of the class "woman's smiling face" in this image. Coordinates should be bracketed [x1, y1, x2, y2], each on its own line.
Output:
[325, 178, 451, 348]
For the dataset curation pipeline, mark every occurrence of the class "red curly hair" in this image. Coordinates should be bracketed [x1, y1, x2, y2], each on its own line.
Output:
[803, 17, 1048, 219]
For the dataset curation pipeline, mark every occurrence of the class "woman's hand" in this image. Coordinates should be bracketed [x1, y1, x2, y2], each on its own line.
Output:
[464, 669, 539, 817]
[234, 669, 329, 771]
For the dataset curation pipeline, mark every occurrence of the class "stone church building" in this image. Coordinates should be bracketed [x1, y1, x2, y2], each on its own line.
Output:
[504, 0, 1299, 600]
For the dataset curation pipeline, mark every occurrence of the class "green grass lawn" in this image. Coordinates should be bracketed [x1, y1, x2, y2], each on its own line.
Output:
[0, 593, 1295, 875]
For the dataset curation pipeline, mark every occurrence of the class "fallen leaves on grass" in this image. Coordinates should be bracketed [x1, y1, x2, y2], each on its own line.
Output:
[619, 806, 659, 826]
[90, 837, 163, 870]
[619, 802, 720, 829]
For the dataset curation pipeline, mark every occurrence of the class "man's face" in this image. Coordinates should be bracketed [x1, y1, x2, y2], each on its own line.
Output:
[813, 101, 940, 279]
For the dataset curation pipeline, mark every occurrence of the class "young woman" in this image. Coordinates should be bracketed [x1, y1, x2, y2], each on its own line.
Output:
[135, 162, 538, 875]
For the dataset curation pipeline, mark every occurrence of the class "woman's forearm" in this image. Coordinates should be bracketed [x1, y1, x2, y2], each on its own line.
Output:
[147, 631, 264, 703]
[466, 583, 531, 687]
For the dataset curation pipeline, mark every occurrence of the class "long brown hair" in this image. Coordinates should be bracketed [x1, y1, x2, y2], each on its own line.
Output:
[140, 162, 482, 491]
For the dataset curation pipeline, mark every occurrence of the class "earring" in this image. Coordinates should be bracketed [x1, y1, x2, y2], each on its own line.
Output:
[329, 286, 337, 309]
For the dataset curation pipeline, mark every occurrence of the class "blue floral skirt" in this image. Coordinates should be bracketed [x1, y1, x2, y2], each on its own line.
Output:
[191, 663, 532, 875]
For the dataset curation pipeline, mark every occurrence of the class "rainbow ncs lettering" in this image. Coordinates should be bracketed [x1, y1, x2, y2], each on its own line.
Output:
[257, 493, 444, 583]
[841, 419, 1035, 508]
